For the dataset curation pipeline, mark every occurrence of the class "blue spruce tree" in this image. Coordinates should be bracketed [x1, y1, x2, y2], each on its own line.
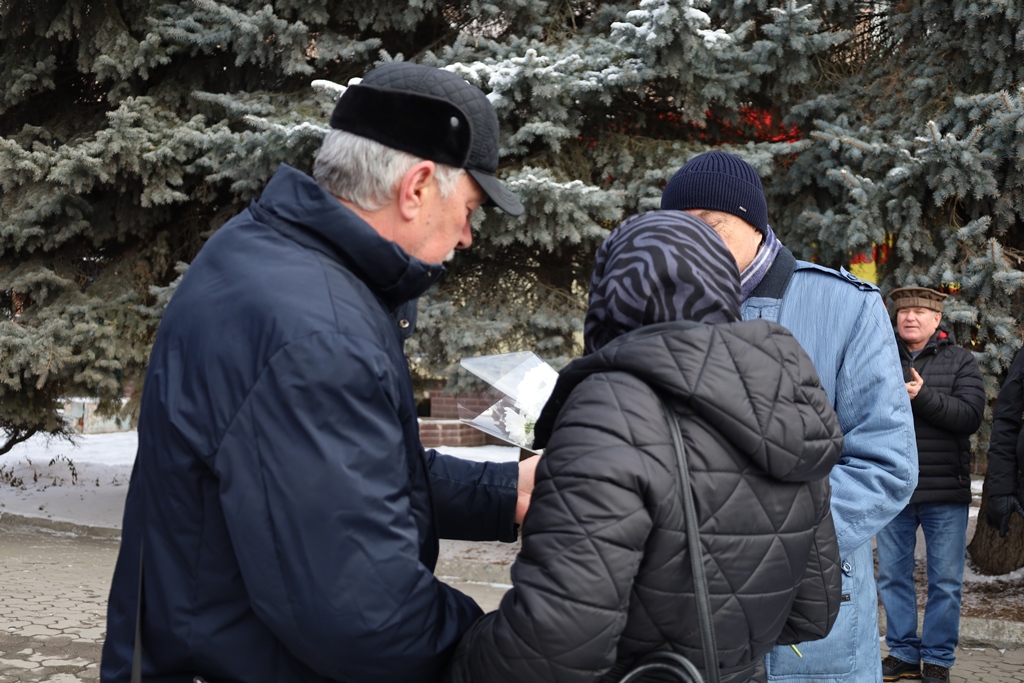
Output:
[2, 2, 1022, 572]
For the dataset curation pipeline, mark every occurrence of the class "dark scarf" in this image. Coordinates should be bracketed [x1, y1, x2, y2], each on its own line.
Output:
[584, 211, 741, 353]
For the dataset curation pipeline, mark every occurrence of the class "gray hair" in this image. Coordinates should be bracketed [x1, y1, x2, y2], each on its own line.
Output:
[312, 129, 465, 211]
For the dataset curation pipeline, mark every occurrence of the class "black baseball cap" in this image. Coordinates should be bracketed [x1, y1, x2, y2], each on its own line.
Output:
[329, 62, 524, 216]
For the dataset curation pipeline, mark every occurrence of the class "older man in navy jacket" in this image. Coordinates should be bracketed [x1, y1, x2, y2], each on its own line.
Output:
[101, 63, 534, 683]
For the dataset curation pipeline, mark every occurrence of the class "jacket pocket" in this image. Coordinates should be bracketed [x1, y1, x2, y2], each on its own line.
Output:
[765, 559, 857, 679]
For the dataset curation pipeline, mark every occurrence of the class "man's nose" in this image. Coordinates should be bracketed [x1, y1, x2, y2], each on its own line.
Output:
[457, 220, 473, 250]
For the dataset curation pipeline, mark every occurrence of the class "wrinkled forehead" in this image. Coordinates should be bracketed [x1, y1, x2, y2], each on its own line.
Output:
[898, 306, 941, 317]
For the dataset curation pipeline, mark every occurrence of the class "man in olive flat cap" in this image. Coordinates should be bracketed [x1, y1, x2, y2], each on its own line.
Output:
[876, 286, 984, 683]
[101, 62, 534, 683]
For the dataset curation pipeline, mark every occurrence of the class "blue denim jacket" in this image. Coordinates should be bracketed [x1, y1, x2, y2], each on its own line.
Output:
[745, 261, 918, 682]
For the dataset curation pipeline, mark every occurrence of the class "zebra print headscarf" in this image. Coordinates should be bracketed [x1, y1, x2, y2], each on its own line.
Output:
[584, 211, 741, 353]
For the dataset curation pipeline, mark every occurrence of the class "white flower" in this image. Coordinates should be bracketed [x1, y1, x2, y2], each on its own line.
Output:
[503, 408, 533, 449]
[516, 364, 559, 419]
[498, 363, 558, 449]
[458, 352, 559, 452]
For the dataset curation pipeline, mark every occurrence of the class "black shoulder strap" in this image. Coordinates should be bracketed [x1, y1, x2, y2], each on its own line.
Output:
[661, 399, 720, 683]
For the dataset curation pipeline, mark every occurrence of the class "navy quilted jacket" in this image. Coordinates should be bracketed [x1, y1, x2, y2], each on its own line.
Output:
[100, 165, 519, 683]
[446, 320, 843, 683]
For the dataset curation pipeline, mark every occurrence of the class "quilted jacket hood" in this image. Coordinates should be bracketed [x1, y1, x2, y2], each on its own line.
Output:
[536, 319, 841, 483]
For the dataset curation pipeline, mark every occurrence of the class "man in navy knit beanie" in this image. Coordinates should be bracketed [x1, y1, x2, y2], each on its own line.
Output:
[662, 151, 918, 683]
[661, 152, 771, 299]
[661, 150, 770, 236]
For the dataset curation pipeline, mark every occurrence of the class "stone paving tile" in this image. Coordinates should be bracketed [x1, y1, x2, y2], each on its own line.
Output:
[882, 643, 1024, 683]
[0, 525, 111, 683]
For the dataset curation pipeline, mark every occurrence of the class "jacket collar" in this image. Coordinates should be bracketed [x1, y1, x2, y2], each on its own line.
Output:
[250, 164, 445, 310]
[899, 327, 953, 358]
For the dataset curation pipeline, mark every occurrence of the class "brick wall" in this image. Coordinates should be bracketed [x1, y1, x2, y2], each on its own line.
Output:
[418, 419, 487, 448]
[427, 394, 496, 420]
[420, 392, 510, 448]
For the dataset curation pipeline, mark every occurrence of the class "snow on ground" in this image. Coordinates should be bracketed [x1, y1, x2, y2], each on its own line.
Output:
[2, 431, 1022, 595]
[0, 431, 518, 530]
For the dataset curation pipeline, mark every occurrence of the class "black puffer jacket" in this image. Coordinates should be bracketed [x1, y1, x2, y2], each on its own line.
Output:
[898, 328, 985, 505]
[446, 320, 843, 683]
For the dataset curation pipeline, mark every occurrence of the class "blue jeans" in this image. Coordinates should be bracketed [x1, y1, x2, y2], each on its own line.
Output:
[875, 503, 969, 668]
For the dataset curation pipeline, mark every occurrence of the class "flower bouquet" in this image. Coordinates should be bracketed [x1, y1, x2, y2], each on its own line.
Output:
[457, 351, 558, 452]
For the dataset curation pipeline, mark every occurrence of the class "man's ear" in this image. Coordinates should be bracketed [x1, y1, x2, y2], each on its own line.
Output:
[396, 161, 436, 221]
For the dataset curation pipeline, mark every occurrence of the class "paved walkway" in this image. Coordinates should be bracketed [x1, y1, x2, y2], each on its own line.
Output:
[1, 524, 112, 682]
[881, 645, 1024, 683]
[0, 524, 508, 682]
[1, 521, 1022, 683]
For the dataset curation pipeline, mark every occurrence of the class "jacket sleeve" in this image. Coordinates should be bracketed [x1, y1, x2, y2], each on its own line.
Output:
[776, 485, 841, 645]
[425, 450, 519, 542]
[445, 375, 656, 683]
[214, 332, 481, 683]
[911, 348, 985, 437]
[829, 292, 918, 555]
[988, 349, 1024, 496]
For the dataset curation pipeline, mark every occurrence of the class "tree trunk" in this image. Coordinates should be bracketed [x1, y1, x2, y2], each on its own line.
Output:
[967, 477, 1024, 575]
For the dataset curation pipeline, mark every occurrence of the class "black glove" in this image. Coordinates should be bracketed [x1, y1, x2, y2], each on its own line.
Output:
[987, 494, 1024, 537]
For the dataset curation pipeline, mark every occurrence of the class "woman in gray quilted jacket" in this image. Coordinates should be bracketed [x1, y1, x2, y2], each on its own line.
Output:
[444, 211, 844, 683]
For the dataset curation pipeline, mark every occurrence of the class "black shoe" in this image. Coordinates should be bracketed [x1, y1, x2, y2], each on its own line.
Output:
[882, 655, 921, 681]
[922, 663, 949, 683]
